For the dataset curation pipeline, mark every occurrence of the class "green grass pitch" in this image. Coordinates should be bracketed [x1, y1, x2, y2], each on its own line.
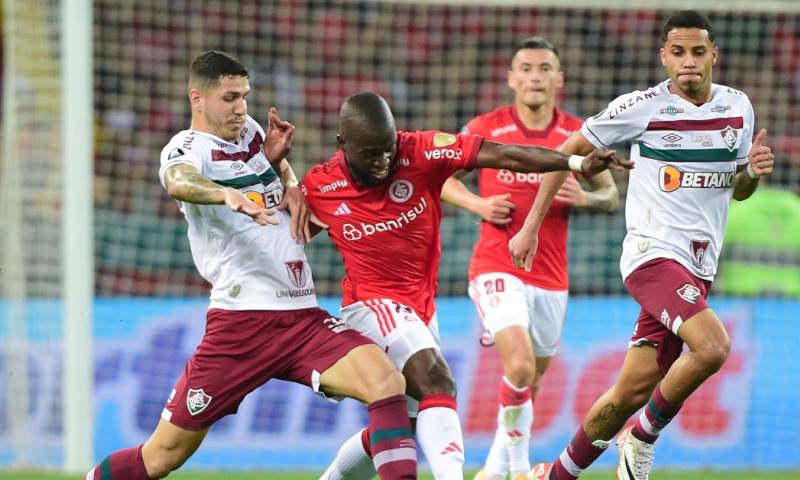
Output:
[3, 470, 800, 479]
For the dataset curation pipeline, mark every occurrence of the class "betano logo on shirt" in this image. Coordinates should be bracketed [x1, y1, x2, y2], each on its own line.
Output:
[659, 165, 735, 192]
[341, 197, 428, 241]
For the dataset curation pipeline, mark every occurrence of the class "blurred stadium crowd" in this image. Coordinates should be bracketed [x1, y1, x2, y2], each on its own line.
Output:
[83, 1, 799, 297]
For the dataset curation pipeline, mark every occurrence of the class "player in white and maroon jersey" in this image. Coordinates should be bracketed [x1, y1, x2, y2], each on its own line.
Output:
[303, 92, 630, 480]
[440, 37, 621, 480]
[86, 52, 419, 480]
[513, 13, 775, 480]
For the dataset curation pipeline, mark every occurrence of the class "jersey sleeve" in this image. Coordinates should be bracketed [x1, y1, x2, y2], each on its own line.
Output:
[159, 141, 204, 189]
[409, 130, 483, 181]
[581, 91, 651, 148]
[736, 96, 755, 166]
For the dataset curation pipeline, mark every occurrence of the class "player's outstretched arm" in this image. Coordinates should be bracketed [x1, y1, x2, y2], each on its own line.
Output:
[275, 158, 312, 243]
[441, 176, 514, 225]
[557, 170, 620, 213]
[507, 131, 605, 271]
[733, 128, 774, 201]
[163, 163, 277, 225]
[475, 137, 630, 177]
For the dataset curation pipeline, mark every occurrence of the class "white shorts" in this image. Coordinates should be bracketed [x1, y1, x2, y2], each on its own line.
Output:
[340, 299, 441, 371]
[468, 272, 568, 357]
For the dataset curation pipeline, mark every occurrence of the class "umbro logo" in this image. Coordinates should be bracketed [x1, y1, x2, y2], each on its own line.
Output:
[334, 203, 352, 216]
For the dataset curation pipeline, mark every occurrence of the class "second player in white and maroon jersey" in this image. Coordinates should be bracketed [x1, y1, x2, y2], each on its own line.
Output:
[160, 114, 317, 311]
[583, 79, 754, 281]
[464, 105, 582, 290]
[302, 129, 482, 324]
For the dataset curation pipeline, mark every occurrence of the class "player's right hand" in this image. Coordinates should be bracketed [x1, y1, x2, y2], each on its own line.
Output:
[223, 188, 278, 226]
[508, 227, 538, 272]
[581, 149, 634, 175]
[477, 193, 515, 225]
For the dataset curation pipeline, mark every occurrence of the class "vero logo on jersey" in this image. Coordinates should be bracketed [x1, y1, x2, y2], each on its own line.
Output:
[424, 148, 463, 161]
[659, 166, 735, 192]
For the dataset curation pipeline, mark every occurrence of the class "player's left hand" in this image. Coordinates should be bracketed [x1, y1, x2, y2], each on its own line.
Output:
[264, 107, 295, 163]
[581, 149, 633, 176]
[508, 227, 538, 272]
[278, 186, 311, 244]
[554, 175, 587, 207]
[747, 129, 774, 178]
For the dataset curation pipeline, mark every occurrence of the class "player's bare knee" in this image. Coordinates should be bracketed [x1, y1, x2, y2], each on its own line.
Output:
[420, 363, 457, 397]
[506, 356, 537, 387]
[613, 382, 654, 412]
[144, 443, 191, 478]
[365, 368, 406, 402]
[694, 339, 730, 374]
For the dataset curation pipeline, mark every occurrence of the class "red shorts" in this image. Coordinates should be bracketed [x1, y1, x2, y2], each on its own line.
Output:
[624, 258, 712, 375]
[163, 307, 373, 430]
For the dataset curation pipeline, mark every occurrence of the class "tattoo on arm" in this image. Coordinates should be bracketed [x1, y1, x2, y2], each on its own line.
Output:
[164, 164, 227, 205]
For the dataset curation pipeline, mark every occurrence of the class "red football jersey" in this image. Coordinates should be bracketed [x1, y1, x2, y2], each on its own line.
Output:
[465, 106, 582, 290]
[302, 130, 482, 322]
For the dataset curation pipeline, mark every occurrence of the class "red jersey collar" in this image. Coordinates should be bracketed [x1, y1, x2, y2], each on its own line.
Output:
[510, 105, 560, 139]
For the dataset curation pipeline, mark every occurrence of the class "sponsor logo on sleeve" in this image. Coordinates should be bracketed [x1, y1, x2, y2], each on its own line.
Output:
[168, 148, 186, 160]
[676, 283, 702, 304]
[433, 132, 457, 147]
[186, 388, 212, 416]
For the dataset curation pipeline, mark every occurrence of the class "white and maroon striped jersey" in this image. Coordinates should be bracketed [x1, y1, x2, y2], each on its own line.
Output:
[159, 115, 317, 310]
[582, 79, 754, 280]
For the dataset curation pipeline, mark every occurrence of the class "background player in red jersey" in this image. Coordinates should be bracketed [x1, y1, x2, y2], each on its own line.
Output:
[85, 52, 417, 480]
[440, 37, 621, 480]
[303, 92, 630, 480]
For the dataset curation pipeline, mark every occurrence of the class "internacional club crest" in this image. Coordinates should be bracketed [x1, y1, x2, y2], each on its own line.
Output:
[186, 388, 212, 416]
[388, 179, 414, 203]
[285, 260, 307, 288]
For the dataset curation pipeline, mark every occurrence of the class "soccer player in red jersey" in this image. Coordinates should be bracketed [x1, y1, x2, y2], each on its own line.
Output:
[440, 37, 621, 480]
[303, 92, 630, 480]
[85, 52, 418, 480]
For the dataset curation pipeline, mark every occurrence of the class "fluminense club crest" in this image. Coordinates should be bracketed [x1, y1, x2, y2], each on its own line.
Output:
[285, 260, 307, 288]
[676, 283, 702, 304]
[720, 126, 738, 152]
[186, 388, 212, 416]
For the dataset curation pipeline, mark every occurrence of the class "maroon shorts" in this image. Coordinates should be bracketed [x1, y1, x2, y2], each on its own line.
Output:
[163, 307, 373, 430]
[624, 258, 712, 375]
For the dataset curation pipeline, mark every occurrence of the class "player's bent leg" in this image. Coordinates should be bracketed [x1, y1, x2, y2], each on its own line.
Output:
[661, 308, 730, 403]
[490, 325, 538, 479]
[547, 346, 661, 480]
[141, 419, 207, 478]
[320, 344, 416, 480]
[404, 348, 464, 480]
[320, 343, 406, 402]
[86, 420, 207, 480]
